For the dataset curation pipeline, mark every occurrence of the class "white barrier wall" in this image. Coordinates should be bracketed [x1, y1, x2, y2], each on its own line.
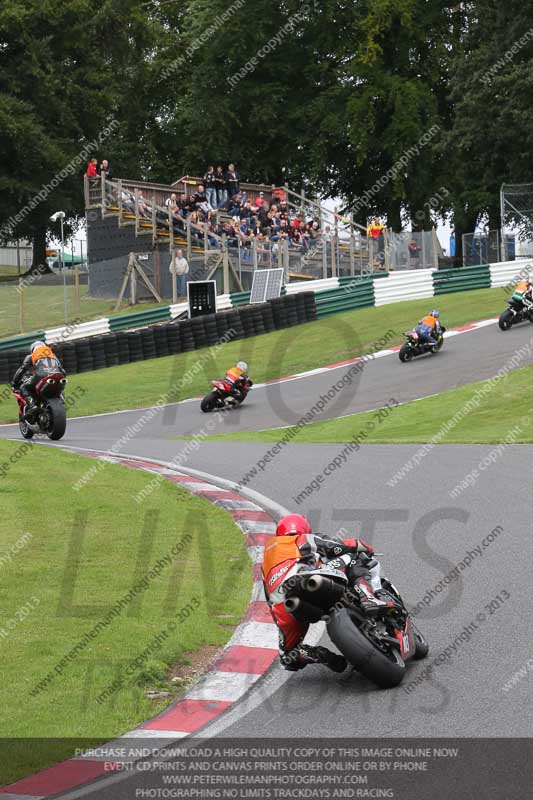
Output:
[374, 268, 435, 306]
[45, 318, 110, 344]
[489, 260, 533, 288]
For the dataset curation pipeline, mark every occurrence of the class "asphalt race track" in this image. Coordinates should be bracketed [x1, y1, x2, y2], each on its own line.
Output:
[1, 317, 531, 445]
[2, 318, 533, 798]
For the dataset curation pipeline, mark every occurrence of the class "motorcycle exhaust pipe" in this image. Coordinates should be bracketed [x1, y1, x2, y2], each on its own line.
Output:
[303, 575, 346, 605]
[284, 596, 325, 624]
[60, 377, 67, 385]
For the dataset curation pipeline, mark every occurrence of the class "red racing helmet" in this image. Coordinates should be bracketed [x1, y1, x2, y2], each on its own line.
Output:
[276, 514, 312, 537]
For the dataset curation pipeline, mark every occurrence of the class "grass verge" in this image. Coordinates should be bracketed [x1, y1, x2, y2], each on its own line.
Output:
[0, 283, 164, 339]
[0, 286, 509, 424]
[212, 364, 533, 444]
[0, 441, 251, 785]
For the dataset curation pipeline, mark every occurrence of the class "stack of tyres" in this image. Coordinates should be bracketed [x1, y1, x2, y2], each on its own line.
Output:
[269, 296, 288, 329]
[191, 316, 207, 349]
[203, 314, 220, 346]
[91, 336, 107, 370]
[226, 309, 245, 340]
[179, 320, 196, 352]
[75, 340, 94, 373]
[284, 294, 299, 326]
[302, 291, 317, 322]
[215, 311, 230, 340]
[260, 302, 276, 333]
[140, 328, 157, 360]
[251, 305, 266, 336]
[239, 306, 256, 338]
[294, 293, 308, 324]
[166, 323, 182, 355]
[103, 334, 120, 367]
[153, 325, 170, 358]
[127, 331, 144, 362]
[61, 342, 78, 374]
[116, 331, 130, 364]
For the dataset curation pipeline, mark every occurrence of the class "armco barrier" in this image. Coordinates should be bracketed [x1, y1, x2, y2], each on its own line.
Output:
[109, 306, 171, 331]
[489, 260, 533, 289]
[374, 268, 435, 306]
[0, 293, 317, 384]
[314, 277, 375, 318]
[433, 265, 491, 294]
[0, 332, 45, 352]
[45, 318, 110, 344]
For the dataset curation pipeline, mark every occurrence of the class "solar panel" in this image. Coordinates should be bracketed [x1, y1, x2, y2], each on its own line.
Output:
[250, 268, 284, 303]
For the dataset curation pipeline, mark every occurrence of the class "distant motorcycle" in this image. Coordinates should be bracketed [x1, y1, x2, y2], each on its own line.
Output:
[13, 373, 67, 440]
[283, 552, 429, 688]
[399, 327, 445, 362]
[200, 377, 252, 412]
[499, 291, 533, 330]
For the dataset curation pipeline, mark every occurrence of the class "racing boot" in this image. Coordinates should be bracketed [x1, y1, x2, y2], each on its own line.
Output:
[281, 644, 347, 673]
[353, 577, 396, 616]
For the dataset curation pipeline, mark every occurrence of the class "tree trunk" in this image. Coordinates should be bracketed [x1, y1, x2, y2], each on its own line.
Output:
[386, 198, 402, 232]
[30, 222, 52, 275]
[452, 206, 479, 267]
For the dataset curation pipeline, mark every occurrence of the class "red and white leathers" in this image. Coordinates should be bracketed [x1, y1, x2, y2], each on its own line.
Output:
[262, 532, 376, 661]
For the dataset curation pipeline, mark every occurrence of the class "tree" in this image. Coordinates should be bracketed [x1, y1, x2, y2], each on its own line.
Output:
[0, 0, 178, 271]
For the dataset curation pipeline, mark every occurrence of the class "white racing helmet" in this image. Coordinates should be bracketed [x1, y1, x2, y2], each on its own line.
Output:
[31, 340, 46, 353]
[237, 361, 248, 372]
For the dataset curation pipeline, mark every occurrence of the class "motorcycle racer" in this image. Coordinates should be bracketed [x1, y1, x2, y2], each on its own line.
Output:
[414, 309, 442, 351]
[224, 361, 253, 400]
[12, 341, 64, 420]
[262, 514, 393, 672]
[515, 279, 533, 307]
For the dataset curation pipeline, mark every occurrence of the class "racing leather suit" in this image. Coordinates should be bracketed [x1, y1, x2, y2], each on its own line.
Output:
[12, 347, 64, 408]
[225, 367, 252, 399]
[262, 533, 385, 670]
[415, 315, 441, 347]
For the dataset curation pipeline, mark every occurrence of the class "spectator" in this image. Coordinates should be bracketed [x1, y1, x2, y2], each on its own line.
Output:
[169, 249, 190, 298]
[192, 185, 211, 214]
[226, 163, 240, 198]
[309, 220, 321, 240]
[215, 166, 227, 208]
[120, 188, 135, 213]
[99, 159, 113, 179]
[254, 191, 265, 208]
[165, 192, 178, 209]
[86, 158, 98, 178]
[136, 190, 149, 217]
[204, 166, 217, 210]
[408, 238, 421, 268]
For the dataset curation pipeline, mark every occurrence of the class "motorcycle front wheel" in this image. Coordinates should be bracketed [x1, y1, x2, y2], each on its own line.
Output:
[327, 607, 406, 688]
[498, 309, 514, 331]
[201, 391, 219, 412]
[399, 344, 413, 362]
[45, 397, 67, 440]
[19, 415, 34, 440]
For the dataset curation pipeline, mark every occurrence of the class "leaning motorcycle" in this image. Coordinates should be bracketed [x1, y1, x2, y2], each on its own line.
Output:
[200, 377, 252, 412]
[13, 373, 68, 441]
[283, 552, 428, 688]
[399, 327, 445, 362]
[498, 291, 533, 331]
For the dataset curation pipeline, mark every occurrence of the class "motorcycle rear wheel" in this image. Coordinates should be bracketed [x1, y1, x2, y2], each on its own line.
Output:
[399, 344, 413, 362]
[327, 607, 406, 688]
[45, 398, 67, 440]
[499, 309, 513, 331]
[201, 391, 219, 412]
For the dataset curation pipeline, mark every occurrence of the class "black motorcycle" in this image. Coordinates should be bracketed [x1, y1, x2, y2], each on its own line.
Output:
[283, 552, 428, 688]
[499, 291, 533, 331]
[399, 326, 445, 362]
